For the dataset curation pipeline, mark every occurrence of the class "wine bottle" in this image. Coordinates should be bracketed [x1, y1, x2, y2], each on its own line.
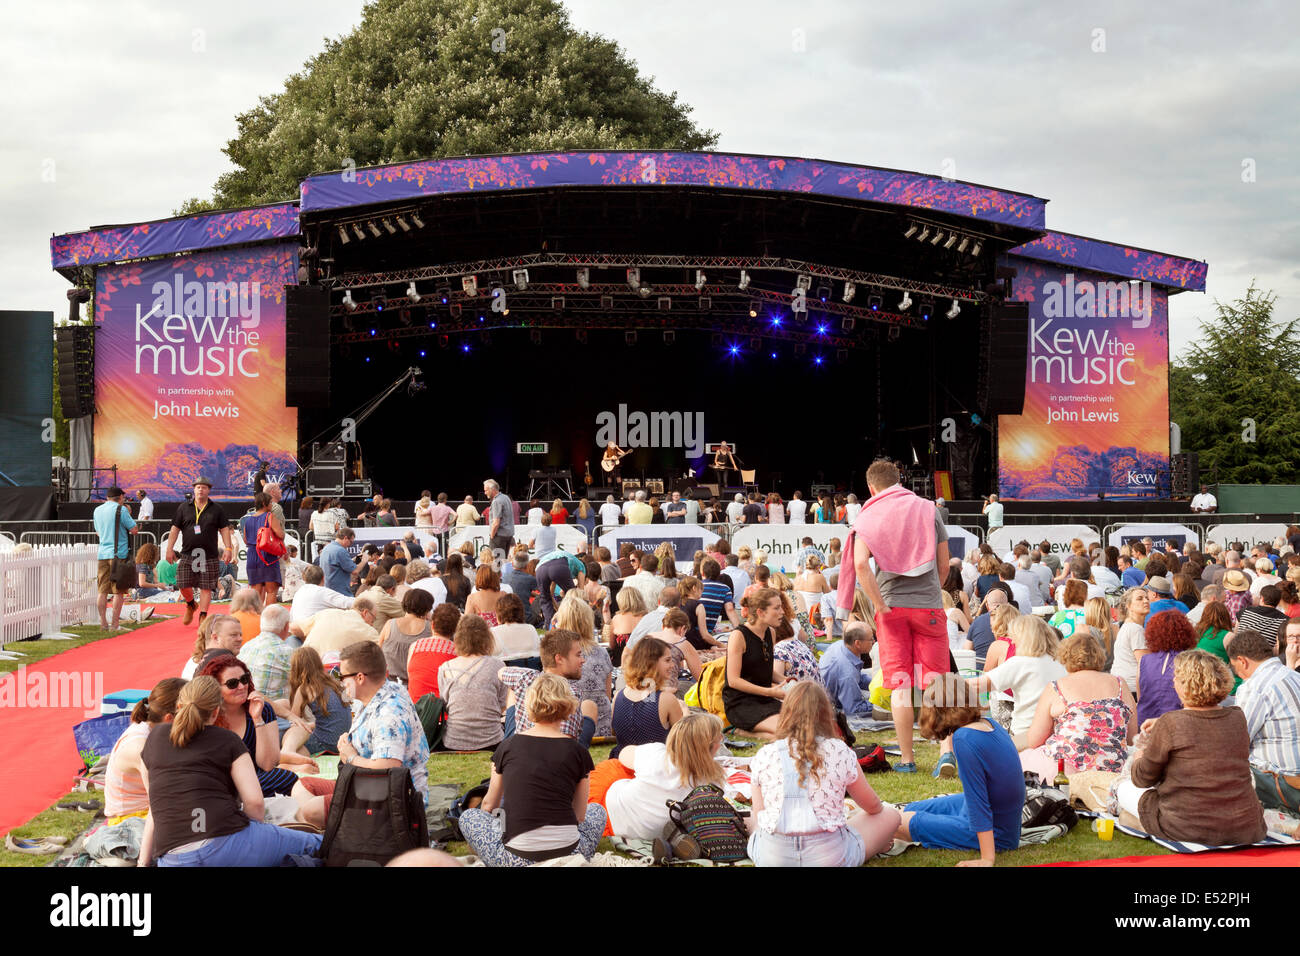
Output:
[1054, 757, 1070, 800]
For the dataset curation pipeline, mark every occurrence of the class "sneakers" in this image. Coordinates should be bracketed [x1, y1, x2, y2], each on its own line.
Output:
[182, 600, 197, 625]
[877, 838, 916, 858]
[933, 753, 958, 779]
[893, 761, 917, 773]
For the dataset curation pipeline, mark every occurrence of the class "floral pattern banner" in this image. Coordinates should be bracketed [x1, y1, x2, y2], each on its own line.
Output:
[1008, 232, 1207, 292]
[52, 203, 299, 270]
[300, 151, 1046, 229]
[997, 256, 1170, 500]
[93, 244, 299, 499]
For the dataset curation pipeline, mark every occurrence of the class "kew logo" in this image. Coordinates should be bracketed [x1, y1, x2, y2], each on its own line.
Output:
[1126, 471, 1158, 486]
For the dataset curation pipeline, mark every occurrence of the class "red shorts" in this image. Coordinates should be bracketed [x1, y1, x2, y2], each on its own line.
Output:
[875, 606, 948, 693]
[298, 776, 336, 817]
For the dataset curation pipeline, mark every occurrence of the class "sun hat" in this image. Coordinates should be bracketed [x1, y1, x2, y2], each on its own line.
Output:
[193, 476, 214, 488]
[1144, 576, 1173, 596]
[1222, 570, 1250, 592]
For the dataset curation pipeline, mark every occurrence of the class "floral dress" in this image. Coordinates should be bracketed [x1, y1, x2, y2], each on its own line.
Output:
[774, 636, 823, 685]
[571, 642, 614, 737]
[1042, 677, 1131, 773]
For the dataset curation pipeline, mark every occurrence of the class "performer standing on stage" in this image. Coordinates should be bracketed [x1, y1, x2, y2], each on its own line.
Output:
[601, 441, 631, 486]
[711, 441, 738, 489]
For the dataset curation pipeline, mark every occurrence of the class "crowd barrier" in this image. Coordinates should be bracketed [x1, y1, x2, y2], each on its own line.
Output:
[1, 544, 99, 647]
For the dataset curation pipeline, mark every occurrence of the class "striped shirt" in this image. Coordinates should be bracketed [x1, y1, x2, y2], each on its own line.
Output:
[1237, 657, 1300, 775]
[699, 579, 735, 631]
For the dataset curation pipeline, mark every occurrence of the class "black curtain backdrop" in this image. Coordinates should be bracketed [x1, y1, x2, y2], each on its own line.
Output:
[0, 310, 55, 488]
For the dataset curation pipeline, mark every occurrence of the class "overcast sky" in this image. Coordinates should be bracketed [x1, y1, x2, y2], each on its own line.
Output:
[3, 0, 1295, 358]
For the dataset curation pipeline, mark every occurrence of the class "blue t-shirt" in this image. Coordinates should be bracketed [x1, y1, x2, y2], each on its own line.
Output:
[952, 719, 1025, 851]
[966, 614, 996, 667]
[819, 640, 872, 716]
[94, 501, 136, 559]
[700, 579, 735, 630]
[319, 541, 355, 596]
[1121, 567, 1146, 588]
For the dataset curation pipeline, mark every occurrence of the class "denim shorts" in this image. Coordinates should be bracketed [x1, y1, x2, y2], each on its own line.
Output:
[747, 826, 866, 867]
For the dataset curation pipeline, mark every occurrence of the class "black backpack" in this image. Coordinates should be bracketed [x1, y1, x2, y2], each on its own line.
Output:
[415, 693, 448, 751]
[319, 764, 429, 866]
[1022, 787, 1078, 830]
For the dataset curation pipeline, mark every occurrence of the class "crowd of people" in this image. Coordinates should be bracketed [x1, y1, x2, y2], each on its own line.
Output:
[78, 467, 1300, 867]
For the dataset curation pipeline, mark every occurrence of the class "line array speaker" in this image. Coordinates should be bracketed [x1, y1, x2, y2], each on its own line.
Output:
[986, 302, 1028, 417]
[56, 325, 95, 418]
[286, 285, 331, 407]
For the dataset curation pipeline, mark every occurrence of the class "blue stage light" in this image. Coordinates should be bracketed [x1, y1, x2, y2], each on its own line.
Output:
[365, 356, 371, 363]
[814, 355, 824, 366]
[461, 343, 471, 353]
[429, 321, 437, 329]
[728, 344, 740, 356]
[770, 351, 778, 359]
[419, 350, 426, 357]
[770, 315, 782, 327]
[816, 323, 828, 335]
[369, 329, 376, 336]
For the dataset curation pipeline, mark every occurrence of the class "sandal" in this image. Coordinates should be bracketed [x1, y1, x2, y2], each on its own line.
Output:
[5, 834, 63, 855]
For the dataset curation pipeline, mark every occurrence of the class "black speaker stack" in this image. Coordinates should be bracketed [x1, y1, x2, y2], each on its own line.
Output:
[285, 285, 331, 407]
[985, 302, 1029, 417]
[1171, 452, 1199, 497]
[56, 325, 95, 418]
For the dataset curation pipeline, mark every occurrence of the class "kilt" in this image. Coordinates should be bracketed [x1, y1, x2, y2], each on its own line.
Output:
[176, 555, 220, 593]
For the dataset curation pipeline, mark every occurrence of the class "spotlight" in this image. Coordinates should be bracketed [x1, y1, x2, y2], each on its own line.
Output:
[815, 322, 828, 335]
[904, 224, 919, 239]
[551, 296, 565, 310]
[462, 275, 478, 297]
[813, 355, 824, 366]
[841, 316, 856, 332]
[368, 222, 382, 238]
[769, 350, 778, 359]
[657, 297, 671, 311]
[946, 299, 961, 319]
[411, 213, 425, 229]
[373, 293, 386, 312]
[971, 240, 982, 257]
[387, 338, 400, 353]
[512, 268, 529, 290]
[438, 335, 449, 349]
[930, 230, 944, 246]
[398, 309, 412, 326]
[342, 290, 356, 311]
[944, 234, 957, 250]
[887, 325, 901, 342]
[638, 285, 651, 298]
[625, 330, 638, 346]
[770, 314, 783, 328]
[867, 294, 882, 312]
[694, 270, 707, 289]
[816, 285, 830, 303]
[748, 299, 760, 318]
[899, 292, 913, 311]
[842, 281, 856, 303]
[918, 300, 933, 321]
[957, 237, 969, 253]
[697, 296, 711, 310]
[575, 329, 588, 344]
[837, 349, 849, 364]
[449, 303, 462, 317]
[461, 342, 471, 353]
[738, 270, 750, 290]
[626, 268, 640, 290]
[916, 226, 930, 242]
[601, 294, 614, 309]
[352, 224, 365, 241]
[406, 282, 420, 303]
[338, 225, 350, 245]
[382, 219, 397, 235]
[576, 268, 590, 289]
[419, 349, 426, 357]
[796, 274, 812, 291]
[396, 216, 411, 232]
[728, 343, 740, 357]
[530, 329, 542, 346]
[664, 330, 675, 345]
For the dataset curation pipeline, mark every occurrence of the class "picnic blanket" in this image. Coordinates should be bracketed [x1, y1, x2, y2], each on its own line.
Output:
[1073, 808, 1300, 854]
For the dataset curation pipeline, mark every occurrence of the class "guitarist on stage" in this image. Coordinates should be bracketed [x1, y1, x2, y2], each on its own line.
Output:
[601, 441, 631, 485]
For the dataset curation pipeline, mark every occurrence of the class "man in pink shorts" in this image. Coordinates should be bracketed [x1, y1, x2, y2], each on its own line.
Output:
[841, 460, 950, 773]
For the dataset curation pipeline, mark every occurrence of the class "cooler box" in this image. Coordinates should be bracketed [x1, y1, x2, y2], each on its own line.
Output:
[101, 689, 150, 716]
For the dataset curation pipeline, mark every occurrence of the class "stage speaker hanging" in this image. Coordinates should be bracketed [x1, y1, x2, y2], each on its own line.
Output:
[285, 285, 331, 407]
[1171, 452, 1199, 497]
[55, 325, 95, 418]
[985, 302, 1028, 416]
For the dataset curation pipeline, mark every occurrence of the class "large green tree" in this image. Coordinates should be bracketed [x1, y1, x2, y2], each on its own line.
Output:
[181, 0, 717, 212]
[1169, 283, 1300, 484]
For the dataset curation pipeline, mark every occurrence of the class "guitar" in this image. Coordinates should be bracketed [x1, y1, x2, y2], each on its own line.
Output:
[584, 461, 594, 485]
[600, 449, 631, 472]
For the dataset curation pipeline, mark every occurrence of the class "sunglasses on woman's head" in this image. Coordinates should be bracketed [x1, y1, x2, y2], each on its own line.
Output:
[222, 673, 252, 690]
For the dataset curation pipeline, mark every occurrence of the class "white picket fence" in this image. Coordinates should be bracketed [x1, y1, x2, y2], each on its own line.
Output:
[0, 544, 100, 647]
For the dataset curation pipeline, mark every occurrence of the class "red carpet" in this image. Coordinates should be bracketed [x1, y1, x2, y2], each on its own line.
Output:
[0, 616, 196, 837]
[1036, 846, 1300, 867]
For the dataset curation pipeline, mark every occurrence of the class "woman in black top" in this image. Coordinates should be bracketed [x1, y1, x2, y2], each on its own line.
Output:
[722, 587, 788, 738]
[680, 576, 723, 650]
[456, 673, 605, 866]
[139, 676, 322, 867]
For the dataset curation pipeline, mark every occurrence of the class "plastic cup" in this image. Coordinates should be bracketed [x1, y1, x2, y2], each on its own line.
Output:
[1092, 818, 1114, 841]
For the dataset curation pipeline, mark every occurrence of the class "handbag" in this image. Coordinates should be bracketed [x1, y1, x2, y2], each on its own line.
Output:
[255, 512, 286, 559]
[108, 505, 136, 590]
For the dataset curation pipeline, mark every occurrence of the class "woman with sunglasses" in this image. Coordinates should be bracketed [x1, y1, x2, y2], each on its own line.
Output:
[139, 676, 323, 867]
[197, 656, 315, 797]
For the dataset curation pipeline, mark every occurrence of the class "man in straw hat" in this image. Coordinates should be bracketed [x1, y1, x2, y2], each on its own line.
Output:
[165, 476, 234, 627]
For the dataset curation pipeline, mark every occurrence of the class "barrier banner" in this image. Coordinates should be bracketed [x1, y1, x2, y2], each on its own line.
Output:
[451, 524, 588, 556]
[731, 526, 844, 572]
[998, 258, 1170, 499]
[945, 525, 981, 561]
[1107, 524, 1199, 551]
[988, 524, 1100, 557]
[1204, 524, 1288, 550]
[597, 525, 721, 562]
[93, 244, 299, 500]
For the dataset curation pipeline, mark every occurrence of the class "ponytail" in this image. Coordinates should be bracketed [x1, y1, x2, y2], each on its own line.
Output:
[135, 677, 187, 725]
[170, 676, 221, 749]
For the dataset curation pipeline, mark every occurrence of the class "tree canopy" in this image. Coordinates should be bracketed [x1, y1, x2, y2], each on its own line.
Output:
[181, 0, 717, 213]
[1169, 283, 1300, 485]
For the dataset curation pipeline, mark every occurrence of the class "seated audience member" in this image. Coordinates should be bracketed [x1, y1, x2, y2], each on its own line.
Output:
[1117, 650, 1266, 845]
[748, 682, 900, 866]
[600, 713, 725, 841]
[1194, 602, 1241, 695]
[1237, 584, 1288, 651]
[491, 592, 542, 669]
[609, 637, 686, 757]
[499, 629, 599, 746]
[552, 592, 614, 737]
[1084, 596, 1116, 671]
[606, 585, 648, 667]
[377, 588, 434, 686]
[648, 607, 705, 682]
[237, 604, 296, 731]
[290, 565, 354, 623]
[1284, 618, 1300, 673]
[1020, 634, 1136, 781]
[974, 554, 1002, 601]
[291, 597, 379, 654]
[280, 646, 350, 756]
[1137, 610, 1200, 724]
[1112, 588, 1151, 695]
[437, 614, 509, 752]
[199, 655, 315, 797]
[773, 610, 823, 686]
[502, 550, 540, 624]
[138, 677, 323, 866]
[975, 602, 1023, 727]
[466, 564, 505, 626]
[104, 679, 187, 825]
[722, 588, 789, 739]
[457, 674, 606, 866]
[337, 640, 430, 803]
[441, 552, 473, 611]
[1229, 628, 1300, 814]
[970, 615, 1065, 745]
[699, 557, 740, 631]
[1186, 583, 1222, 627]
[182, 614, 243, 679]
[964, 587, 1013, 668]
[1048, 580, 1089, 638]
[230, 587, 265, 646]
[820, 622, 875, 716]
[1171, 573, 1199, 613]
[407, 603, 462, 701]
[625, 585, 681, 653]
[134, 543, 166, 600]
[1221, 570, 1254, 625]
[360, 574, 405, 635]
[896, 674, 1026, 866]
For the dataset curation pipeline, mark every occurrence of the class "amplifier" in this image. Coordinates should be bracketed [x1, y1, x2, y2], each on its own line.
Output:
[810, 484, 835, 497]
[306, 465, 345, 496]
[622, 479, 641, 492]
[645, 479, 665, 495]
[345, 480, 373, 497]
[313, 441, 346, 464]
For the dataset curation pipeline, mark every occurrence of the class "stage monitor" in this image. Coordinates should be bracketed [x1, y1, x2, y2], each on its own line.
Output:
[0, 310, 55, 486]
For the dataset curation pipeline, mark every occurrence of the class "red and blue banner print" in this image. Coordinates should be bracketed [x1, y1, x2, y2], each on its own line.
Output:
[93, 244, 299, 499]
[997, 256, 1170, 499]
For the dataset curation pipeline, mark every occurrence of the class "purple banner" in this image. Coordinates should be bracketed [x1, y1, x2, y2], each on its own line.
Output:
[1008, 231, 1207, 292]
[51, 203, 300, 271]
[300, 151, 1046, 229]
